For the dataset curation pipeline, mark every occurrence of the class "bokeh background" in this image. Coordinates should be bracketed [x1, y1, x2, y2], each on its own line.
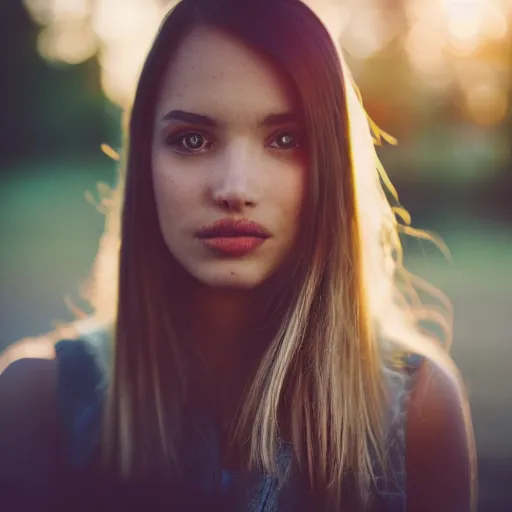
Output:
[0, 0, 511, 509]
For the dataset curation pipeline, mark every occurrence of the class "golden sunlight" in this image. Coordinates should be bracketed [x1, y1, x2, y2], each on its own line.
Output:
[22, 0, 511, 118]
[93, 0, 166, 106]
[465, 83, 509, 125]
[38, 22, 97, 64]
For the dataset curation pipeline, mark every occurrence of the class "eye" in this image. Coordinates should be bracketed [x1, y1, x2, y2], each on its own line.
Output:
[267, 130, 301, 150]
[164, 131, 215, 155]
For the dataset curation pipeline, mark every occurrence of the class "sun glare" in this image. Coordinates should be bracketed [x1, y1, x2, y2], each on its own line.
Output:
[23, 0, 511, 126]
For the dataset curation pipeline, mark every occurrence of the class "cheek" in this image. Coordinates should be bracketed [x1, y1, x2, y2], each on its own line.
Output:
[270, 160, 307, 221]
[151, 154, 196, 228]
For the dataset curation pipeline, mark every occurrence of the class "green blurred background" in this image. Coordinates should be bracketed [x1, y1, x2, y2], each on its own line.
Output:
[0, 0, 511, 509]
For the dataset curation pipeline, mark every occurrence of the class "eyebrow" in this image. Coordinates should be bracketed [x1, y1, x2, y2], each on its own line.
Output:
[259, 112, 299, 127]
[161, 109, 299, 128]
[161, 109, 217, 126]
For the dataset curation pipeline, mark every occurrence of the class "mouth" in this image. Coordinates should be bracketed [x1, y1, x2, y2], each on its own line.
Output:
[195, 218, 271, 257]
[196, 218, 271, 239]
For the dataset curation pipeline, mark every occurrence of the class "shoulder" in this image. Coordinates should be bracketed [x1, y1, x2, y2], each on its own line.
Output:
[0, 356, 58, 416]
[0, 356, 61, 491]
[405, 355, 475, 512]
[0, 339, 59, 429]
[0, 321, 112, 392]
[0, 322, 111, 469]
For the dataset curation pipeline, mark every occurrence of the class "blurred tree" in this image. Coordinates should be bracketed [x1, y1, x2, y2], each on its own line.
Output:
[0, 0, 120, 170]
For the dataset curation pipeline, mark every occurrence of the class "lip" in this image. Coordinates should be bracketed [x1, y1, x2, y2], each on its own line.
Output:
[196, 218, 271, 257]
[196, 218, 272, 239]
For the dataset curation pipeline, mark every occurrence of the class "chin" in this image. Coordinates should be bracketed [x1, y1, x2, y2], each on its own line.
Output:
[188, 262, 273, 291]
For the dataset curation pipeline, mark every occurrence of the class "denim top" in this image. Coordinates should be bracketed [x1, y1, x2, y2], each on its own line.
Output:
[53, 327, 416, 511]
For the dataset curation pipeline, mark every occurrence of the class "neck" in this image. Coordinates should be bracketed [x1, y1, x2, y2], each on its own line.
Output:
[171, 280, 277, 378]
[171, 281, 278, 437]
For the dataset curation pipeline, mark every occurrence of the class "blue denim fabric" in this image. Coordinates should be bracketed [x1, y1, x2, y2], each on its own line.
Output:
[54, 331, 409, 511]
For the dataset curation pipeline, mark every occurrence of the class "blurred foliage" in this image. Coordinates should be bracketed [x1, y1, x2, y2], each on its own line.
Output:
[0, 0, 121, 166]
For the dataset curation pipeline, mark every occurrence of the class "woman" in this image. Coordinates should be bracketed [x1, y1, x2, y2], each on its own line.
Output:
[0, 0, 475, 510]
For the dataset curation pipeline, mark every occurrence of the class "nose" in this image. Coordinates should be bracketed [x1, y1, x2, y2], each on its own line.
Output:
[209, 142, 259, 212]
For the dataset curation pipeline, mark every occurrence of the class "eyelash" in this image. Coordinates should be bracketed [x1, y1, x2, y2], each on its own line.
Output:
[163, 129, 301, 155]
[267, 130, 301, 151]
[164, 131, 216, 155]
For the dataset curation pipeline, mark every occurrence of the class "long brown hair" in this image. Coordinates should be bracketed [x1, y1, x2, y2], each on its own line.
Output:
[78, 0, 475, 506]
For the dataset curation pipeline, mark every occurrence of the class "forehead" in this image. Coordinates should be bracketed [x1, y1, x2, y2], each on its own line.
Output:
[156, 26, 295, 119]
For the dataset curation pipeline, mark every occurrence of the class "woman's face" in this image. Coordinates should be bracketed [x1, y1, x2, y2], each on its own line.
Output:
[152, 26, 307, 290]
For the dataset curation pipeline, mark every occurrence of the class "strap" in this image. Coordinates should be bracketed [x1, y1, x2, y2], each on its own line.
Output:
[54, 334, 110, 469]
